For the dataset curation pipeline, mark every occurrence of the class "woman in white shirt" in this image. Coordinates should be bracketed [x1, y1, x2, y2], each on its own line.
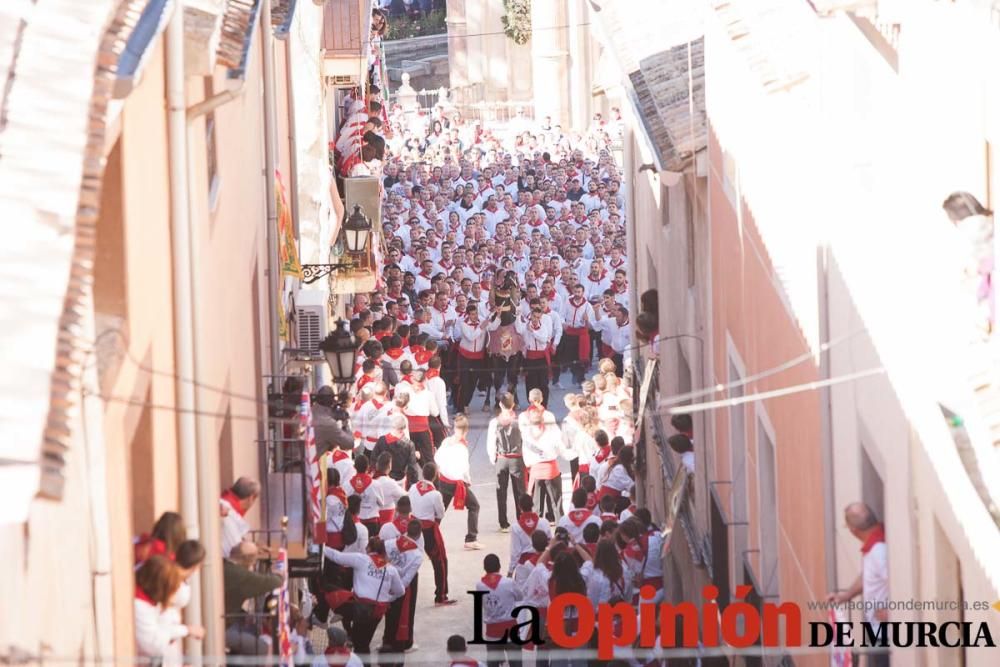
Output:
[162, 541, 207, 666]
[135, 555, 205, 660]
[586, 539, 633, 607]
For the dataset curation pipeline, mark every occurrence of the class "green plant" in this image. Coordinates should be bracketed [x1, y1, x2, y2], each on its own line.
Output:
[384, 10, 447, 41]
[501, 0, 531, 45]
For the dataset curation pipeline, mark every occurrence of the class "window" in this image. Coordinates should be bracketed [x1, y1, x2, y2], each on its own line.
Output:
[93, 137, 128, 391]
[204, 77, 220, 208]
[860, 445, 884, 523]
[757, 419, 779, 597]
[129, 387, 154, 533]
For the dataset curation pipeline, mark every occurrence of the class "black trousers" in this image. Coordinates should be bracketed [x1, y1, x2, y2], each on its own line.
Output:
[487, 641, 523, 667]
[422, 525, 449, 601]
[340, 601, 382, 656]
[381, 575, 418, 652]
[559, 335, 587, 384]
[612, 352, 624, 377]
[532, 475, 563, 521]
[457, 353, 487, 412]
[523, 356, 550, 406]
[429, 416, 448, 451]
[411, 430, 434, 465]
[360, 518, 380, 539]
[495, 456, 526, 528]
[490, 353, 521, 401]
[439, 479, 480, 541]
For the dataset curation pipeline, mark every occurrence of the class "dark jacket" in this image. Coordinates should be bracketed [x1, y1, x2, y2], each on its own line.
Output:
[223, 559, 283, 617]
[372, 434, 420, 484]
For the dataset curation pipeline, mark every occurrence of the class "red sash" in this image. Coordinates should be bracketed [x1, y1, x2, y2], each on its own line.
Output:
[440, 475, 467, 510]
[596, 485, 623, 502]
[378, 508, 395, 524]
[529, 460, 559, 483]
[564, 325, 591, 361]
[600, 343, 615, 358]
[406, 414, 430, 432]
[458, 345, 486, 360]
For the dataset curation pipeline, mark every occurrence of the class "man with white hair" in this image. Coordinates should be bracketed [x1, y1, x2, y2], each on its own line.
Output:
[220, 477, 260, 557]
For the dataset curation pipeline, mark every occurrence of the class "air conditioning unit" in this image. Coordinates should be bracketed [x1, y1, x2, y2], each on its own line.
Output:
[295, 289, 329, 353]
[326, 75, 356, 87]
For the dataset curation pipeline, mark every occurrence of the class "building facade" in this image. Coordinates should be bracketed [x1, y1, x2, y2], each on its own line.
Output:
[1, 0, 357, 661]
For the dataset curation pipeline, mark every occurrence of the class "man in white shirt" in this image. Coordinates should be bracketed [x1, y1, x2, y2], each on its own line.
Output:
[475, 553, 520, 667]
[515, 306, 556, 407]
[220, 477, 260, 558]
[828, 503, 890, 667]
[354, 382, 393, 453]
[557, 487, 602, 543]
[559, 284, 595, 386]
[455, 304, 500, 415]
[382, 519, 425, 654]
[409, 463, 454, 605]
[434, 415, 484, 549]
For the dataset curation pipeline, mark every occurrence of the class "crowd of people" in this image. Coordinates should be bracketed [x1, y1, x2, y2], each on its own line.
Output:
[301, 15, 687, 662]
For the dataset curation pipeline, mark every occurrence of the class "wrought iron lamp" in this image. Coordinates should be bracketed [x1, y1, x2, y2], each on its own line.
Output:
[301, 204, 373, 284]
[318, 320, 357, 389]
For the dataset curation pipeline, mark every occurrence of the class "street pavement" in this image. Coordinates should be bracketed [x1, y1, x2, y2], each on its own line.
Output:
[406, 383, 573, 665]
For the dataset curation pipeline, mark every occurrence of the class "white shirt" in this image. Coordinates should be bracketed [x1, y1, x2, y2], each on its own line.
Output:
[344, 521, 369, 554]
[134, 598, 189, 658]
[384, 536, 424, 587]
[560, 297, 595, 330]
[322, 549, 405, 602]
[509, 513, 550, 571]
[475, 575, 519, 637]
[379, 516, 425, 551]
[408, 482, 446, 522]
[862, 540, 890, 624]
[515, 316, 555, 355]
[373, 476, 405, 516]
[426, 374, 450, 427]
[220, 497, 250, 558]
[347, 475, 384, 521]
[581, 273, 611, 302]
[557, 508, 602, 544]
[601, 463, 634, 495]
[520, 421, 561, 468]
[434, 436, 472, 484]
[586, 566, 634, 607]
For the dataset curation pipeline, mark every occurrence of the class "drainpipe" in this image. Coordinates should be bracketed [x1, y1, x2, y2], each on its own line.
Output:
[165, 2, 204, 662]
[817, 243, 838, 590]
[263, 0, 283, 378]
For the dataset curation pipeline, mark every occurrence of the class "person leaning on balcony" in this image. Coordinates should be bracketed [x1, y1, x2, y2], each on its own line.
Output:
[220, 476, 262, 558]
[135, 555, 205, 659]
[827, 502, 890, 667]
[223, 542, 284, 656]
[314, 385, 354, 456]
[162, 540, 207, 667]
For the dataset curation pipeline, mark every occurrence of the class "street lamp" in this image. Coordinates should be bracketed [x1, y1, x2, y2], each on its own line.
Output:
[301, 205, 374, 284]
[342, 204, 373, 255]
[319, 320, 357, 389]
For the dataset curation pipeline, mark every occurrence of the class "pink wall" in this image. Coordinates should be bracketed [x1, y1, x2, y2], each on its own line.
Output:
[707, 124, 828, 630]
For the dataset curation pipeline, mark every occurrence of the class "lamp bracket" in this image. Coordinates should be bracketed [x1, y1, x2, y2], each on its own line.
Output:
[301, 262, 354, 285]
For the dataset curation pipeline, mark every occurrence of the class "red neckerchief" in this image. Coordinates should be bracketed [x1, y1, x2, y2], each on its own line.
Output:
[621, 538, 644, 561]
[385, 433, 400, 444]
[613, 281, 627, 294]
[415, 481, 435, 495]
[372, 399, 385, 410]
[517, 512, 539, 534]
[374, 331, 388, 340]
[370, 553, 389, 569]
[135, 585, 155, 605]
[327, 486, 347, 505]
[332, 449, 349, 462]
[325, 646, 352, 657]
[397, 535, 420, 552]
[481, 573, 503, 590]
[392, 514, 410, 534]
[412, 347, 431, 363]
[594, 445, 612, 463]
[425, 368, 440, 379]
[134, 534, 170, 564]
[401, 374, 413, 385]
[451, 660, 480, 667]
[385, 348, 405, 360]
[861, 525, 885, 554]
[610, 257, 625, 268]
[567, 509, 591, 527]
[570, 295, 586, 308]
[221, 490, 247, 517]
[350, 473, 373, 495]
[518, 551, 540, 565]
[357, 374, 374, 391]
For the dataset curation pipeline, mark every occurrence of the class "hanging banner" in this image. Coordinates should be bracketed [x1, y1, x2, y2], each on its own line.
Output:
[299, 390, 322, 534]
[276, 170, 302, 279]
[275, 548, 293, 667]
